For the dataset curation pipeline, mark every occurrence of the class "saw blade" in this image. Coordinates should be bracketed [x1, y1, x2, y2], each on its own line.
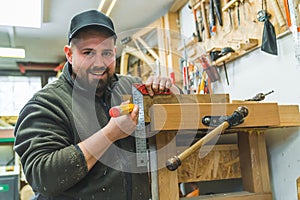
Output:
[132, 85, 148, 167]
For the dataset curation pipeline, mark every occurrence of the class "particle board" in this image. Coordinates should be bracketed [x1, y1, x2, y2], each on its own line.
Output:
[177, 144, 241, 183]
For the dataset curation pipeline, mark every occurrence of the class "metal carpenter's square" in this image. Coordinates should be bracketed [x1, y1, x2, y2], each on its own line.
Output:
[132, 84, 171, 167]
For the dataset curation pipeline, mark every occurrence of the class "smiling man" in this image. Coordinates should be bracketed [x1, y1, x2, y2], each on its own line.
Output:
[14, 10, 179, 200]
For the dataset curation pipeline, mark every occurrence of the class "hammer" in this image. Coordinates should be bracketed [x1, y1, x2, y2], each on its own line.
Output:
[166, 106, 248, 171]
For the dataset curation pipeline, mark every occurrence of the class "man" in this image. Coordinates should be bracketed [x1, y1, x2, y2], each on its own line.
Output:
[14, 10, 179, 200]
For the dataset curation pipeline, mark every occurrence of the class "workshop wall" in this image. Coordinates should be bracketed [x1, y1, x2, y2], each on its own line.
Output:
[213, 33, 300, 200]
[179, 2, 300, 199]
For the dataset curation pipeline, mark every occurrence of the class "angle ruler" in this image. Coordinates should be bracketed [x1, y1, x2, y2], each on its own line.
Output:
[132, 85, 148, 167]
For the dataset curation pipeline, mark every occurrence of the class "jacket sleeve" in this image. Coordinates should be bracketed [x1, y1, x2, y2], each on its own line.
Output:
[14, 99, 88, 196]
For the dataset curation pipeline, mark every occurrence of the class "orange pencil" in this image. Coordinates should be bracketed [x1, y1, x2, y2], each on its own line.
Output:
[109, 104, 135, 117]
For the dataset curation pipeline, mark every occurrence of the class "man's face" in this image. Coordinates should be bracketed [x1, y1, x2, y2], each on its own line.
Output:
[65, 30, 116, 94]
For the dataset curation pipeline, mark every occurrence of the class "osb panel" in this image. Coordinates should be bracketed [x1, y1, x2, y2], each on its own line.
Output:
[177, 144, 241, 183]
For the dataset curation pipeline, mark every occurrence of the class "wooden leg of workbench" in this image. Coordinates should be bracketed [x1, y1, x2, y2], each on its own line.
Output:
[155, 131, 179, 200]
[238, 130, 272, 195]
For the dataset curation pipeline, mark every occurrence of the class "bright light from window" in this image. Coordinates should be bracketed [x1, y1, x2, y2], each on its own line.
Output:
[0, 47, 25, 58]
[0, 0, 42, 28]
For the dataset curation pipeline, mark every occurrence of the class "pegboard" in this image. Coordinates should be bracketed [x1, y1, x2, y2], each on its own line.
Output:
[188, 0, 290, 65]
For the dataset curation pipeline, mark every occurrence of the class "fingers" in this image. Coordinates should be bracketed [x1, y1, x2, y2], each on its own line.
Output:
[130, 104, 139, 124]
[145, 76, 173, 96]
[145, 76, 155, 96]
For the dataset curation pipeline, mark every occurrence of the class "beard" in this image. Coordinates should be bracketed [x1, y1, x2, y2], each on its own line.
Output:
[95, 75, 112, 95]
[72, 66, 113, 96]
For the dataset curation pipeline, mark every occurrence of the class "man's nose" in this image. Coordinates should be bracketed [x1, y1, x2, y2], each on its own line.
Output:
[94, 54, 105, 66]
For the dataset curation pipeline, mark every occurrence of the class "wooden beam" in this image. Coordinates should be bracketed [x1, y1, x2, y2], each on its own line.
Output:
[136, 37, 160, 61]
[278, 105, 300, 126]
[141, 94, 230, 122]
[238, 131, 271, 194]
[156, 131, 179, 200]
[169, 0, 189, 12]
[120, 51, 129, 75]
[122, 46, 155, 68]
[150, 102, 281, 131]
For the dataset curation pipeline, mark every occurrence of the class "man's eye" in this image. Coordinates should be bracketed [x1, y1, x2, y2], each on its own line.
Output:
[83, 51, 95, 56]
[102, 51, 113, 58]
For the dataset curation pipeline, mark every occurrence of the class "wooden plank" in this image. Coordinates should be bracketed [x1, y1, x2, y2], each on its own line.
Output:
[150, 102, 280, 131]
[278, 105, 300, 126]
[180, 191, 272, 199]
[169, 0, 189, 12]
[132, 93, 229, 123]
[238, 131, 271, 194]
[132, 20, 160, 40]
[120, 51, 129, 75]
[122, 46, 155, 68]
[177, 144, 241, 183]
[156, 131, 180, 200]
[164, 12, 182, 86]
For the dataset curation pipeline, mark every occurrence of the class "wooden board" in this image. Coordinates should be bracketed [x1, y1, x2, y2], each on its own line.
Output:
[177, 144, 241, 183]
[238, 131, 271, 194]
[278, 105, 300, 126]
[150, 102, 280, 131]
[123, 94, 230, 122]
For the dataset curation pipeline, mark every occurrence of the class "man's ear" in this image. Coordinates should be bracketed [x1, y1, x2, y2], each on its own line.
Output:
[64, 45, 72, 64]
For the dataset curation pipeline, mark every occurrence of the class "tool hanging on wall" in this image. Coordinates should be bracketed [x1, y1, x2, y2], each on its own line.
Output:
[223, 0, 233, 34]
[236, 1, 241, 26]
[189, 1, 202, 42]
[270, 0, 286, 27]
[285, 0, 300, 68]
[257, 0, 278, 55]
[209, 47, 234, 85]
[199, 54, 220, 82]
[201, 0, 211, 39]
[213, 0, 223, 26]
[209, 0, 223, 34]
[220, 47, 235, 85]
[209, 0, 216, 33]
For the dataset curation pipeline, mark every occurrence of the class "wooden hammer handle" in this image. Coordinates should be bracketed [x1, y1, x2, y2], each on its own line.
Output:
[166, 121, 229, 171]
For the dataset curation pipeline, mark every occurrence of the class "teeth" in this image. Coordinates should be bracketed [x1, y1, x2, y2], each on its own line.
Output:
[90, 67, 107, 75]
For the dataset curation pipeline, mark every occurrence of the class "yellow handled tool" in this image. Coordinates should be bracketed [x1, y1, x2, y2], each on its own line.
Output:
[109, 104, 135, 117]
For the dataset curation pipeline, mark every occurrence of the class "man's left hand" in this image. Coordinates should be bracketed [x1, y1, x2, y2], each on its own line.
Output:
[145, 76, 180, 96]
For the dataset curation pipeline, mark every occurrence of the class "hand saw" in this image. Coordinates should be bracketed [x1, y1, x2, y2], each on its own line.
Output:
[132, 83, 171, 167]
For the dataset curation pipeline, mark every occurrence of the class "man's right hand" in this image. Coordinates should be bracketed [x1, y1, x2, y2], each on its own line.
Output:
[103, 103, 139, 142]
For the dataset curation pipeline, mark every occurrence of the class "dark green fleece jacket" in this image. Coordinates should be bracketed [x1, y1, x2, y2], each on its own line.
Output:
[14, 63, 150, 200]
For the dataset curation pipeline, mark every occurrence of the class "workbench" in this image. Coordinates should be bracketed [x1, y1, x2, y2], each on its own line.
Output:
[137, 94, 300, 200]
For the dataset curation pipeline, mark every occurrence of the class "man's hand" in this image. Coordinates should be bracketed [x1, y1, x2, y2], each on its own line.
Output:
[103, 103, 139, 142]
[145, 76, 180, 96]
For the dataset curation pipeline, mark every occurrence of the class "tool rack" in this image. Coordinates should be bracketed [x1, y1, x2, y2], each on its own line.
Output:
[136, 94, 300, 199]
[187, 0, 290, 66]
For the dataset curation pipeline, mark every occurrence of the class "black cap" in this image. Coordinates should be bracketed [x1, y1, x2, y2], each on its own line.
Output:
[68, 10, 117, 42]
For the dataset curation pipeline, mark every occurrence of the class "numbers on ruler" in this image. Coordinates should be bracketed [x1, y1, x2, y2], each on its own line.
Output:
[132, 86, 148, 167]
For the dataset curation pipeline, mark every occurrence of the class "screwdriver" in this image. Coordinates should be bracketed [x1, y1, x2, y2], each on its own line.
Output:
[245, 90, 274, 101]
